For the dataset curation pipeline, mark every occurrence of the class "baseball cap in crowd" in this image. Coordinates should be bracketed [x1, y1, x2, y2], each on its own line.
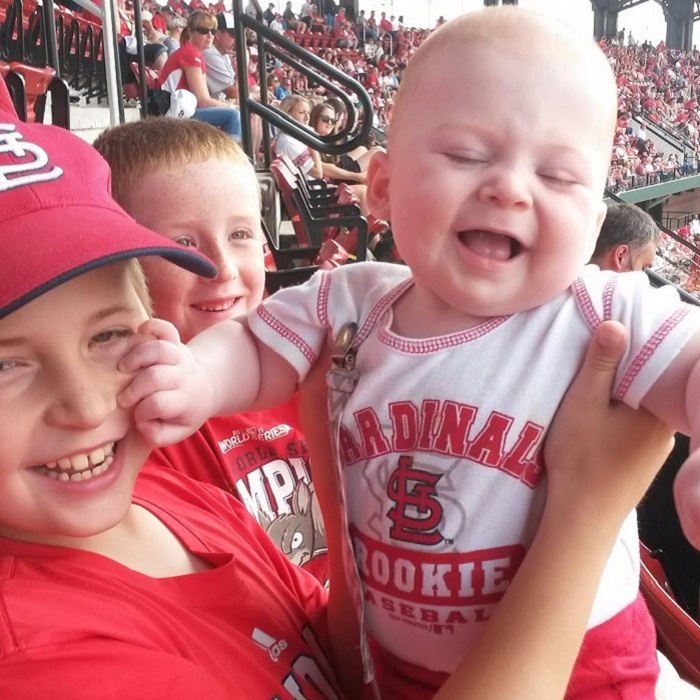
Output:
[141, 9, 154, 21]
[165, 88, 197, 118]
[216, 11, 235, 34]
[0, 76, 216, 320]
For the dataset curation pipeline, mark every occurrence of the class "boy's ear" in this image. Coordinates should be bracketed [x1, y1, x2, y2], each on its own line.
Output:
[367, 150, 392, 221]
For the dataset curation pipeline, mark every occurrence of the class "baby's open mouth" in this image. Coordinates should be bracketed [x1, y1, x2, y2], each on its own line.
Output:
[458, 230, 522, 261]
[33, 442, 116, 482]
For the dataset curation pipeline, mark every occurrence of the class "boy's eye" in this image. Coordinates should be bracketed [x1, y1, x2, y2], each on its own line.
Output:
[174, 235, 196, 248]
[0, 360, 17, 373]
[91, 329, 133, 345]
[230, 228, 254, 241]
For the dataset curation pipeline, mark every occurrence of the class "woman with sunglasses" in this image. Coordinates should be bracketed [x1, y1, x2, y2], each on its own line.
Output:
[274, 96, 368, 214]
[315, 99, 384, 174]
[157, 11, 241, 140]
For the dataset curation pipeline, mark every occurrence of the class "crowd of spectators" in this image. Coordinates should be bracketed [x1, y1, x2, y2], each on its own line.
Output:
[601, 32, 700, 192]
[114, 2, 700, 191]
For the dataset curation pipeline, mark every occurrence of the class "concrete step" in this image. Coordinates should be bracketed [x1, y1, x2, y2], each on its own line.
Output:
[41, 95, 141, 143]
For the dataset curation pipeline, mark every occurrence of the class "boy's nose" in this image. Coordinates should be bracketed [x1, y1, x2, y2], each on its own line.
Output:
[46, 365, 118, 430]
[477, 167, 533, 209]
[208, 245, 240, 283]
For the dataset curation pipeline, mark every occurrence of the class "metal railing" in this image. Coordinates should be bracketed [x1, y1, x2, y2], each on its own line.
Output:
[232, 0, 373, 166]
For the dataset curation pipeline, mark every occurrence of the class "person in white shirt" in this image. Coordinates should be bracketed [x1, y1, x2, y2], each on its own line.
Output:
[203, 12, 237, 101]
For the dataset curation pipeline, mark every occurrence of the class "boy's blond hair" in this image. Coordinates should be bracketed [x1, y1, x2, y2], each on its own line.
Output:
[93, 118, 256, 207]
[389, 7, 617, 148]
[125, 259, 153, 316]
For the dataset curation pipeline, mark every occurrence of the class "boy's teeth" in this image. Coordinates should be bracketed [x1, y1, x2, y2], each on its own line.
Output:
[72, 454, 89, 470]
[89, 447, 105, 465]
[39, 456, 114, 482]
[42, 442, 116, 474]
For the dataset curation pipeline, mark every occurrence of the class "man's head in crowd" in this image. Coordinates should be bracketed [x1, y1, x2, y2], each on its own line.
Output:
[366, 7, 618, 320]
[590, 203, 660, 272]
[214, 12, 236, 54]
[94, 118, 265, 345]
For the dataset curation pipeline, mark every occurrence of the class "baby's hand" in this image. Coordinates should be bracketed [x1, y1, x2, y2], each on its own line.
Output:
[674, 450, 700, 549]
[119, 318, 215, 446]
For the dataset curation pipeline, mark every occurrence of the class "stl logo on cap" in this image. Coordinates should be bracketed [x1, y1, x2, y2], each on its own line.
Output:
[0, 122, 63, 192]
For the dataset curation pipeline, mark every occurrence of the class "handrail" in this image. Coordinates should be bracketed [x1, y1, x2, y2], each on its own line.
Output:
[62, 0, 124, 124]
[646, 269, 700, 306]
[231, 0, 373, 165]
[634, 112, 689, 153]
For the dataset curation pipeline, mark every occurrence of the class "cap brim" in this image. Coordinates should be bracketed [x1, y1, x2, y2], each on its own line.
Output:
[1, 203, 217, 318]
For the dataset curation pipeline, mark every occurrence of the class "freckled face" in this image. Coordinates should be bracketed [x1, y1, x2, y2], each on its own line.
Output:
[123, 159, 266, 343]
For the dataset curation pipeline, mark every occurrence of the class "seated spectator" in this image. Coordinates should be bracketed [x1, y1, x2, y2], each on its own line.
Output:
[324, 96, 385, 170]
[307, 101, 369, 214]
[202, 12, 237, 101]
[333, 20, 357, 49]
[266, 73, 281, 103]
[283, 1, 304, 32]
[163, 14, 186, 55]
[274, 95, 323, 177]
[589, 203, 660, 272]
[158, 11, 241, 140]
[309, 4, 329, 34]
[270, 13, 285, 33]
[275, 75, 292, 100]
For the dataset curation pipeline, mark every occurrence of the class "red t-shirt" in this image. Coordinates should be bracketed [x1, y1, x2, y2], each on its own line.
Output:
[0, 466, 342, 699]
[158, 42, 205, 92]
[151, 399, 329, 585]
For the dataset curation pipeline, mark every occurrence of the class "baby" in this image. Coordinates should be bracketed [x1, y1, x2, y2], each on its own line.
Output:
[123, 8, 700, 698]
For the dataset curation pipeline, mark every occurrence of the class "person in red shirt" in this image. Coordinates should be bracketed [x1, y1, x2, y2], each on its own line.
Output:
[95, 118, 330, 583]
[378, 11, 392, 35]
[158, 10, 241, 139]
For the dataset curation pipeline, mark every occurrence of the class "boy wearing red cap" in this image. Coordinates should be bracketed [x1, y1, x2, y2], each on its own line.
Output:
[0, 75, 345, 698]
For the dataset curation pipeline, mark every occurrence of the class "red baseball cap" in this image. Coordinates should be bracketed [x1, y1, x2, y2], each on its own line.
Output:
[0, 76, 217, 319]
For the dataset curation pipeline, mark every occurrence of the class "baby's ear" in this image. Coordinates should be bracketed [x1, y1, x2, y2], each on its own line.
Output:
[595, 201, 608, 234]
[367, 150, 392, 221]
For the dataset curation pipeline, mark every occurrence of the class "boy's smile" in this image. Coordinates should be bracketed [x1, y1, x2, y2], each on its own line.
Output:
[123, 159, 266, 344]
[35, 440, 115, 482]
[0, 263, 150, 544]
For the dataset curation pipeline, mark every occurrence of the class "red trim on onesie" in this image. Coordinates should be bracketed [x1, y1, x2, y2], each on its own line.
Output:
[615, 306, 690, 401]
[572, 277, 602, 330]
[354, 277, 414, 347]
[602, 276, 618, 322]
[316, 270, 331, 328]
[256, 305, 316, 364]
[378, 315, 510, 354]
